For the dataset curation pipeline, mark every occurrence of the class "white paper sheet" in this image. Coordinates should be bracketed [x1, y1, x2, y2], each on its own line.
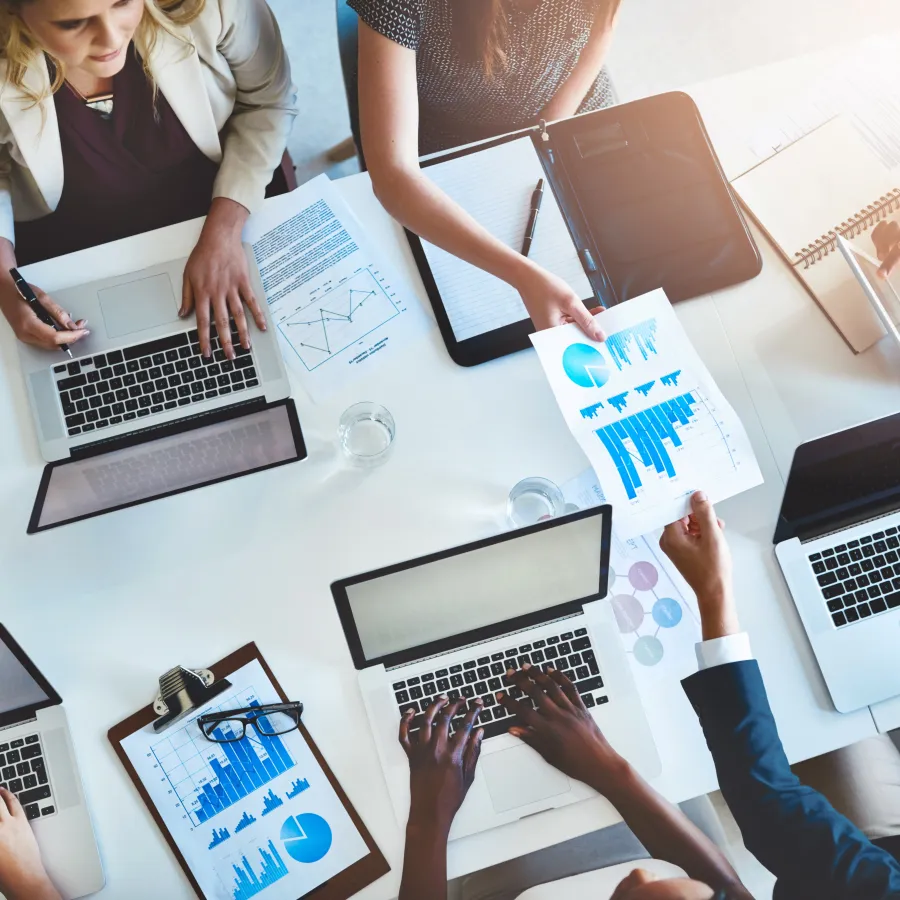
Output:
[121, 660, 368, 900]
[562, 469, 702, 688]
[531, 290, 763, 538]
[420, 138, 593, 342]
[740, 35, 900, 172]
[244, 175, 430, 398]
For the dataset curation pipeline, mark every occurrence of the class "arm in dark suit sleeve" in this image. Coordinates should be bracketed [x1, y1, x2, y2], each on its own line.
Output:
[683, 660, 900, 899]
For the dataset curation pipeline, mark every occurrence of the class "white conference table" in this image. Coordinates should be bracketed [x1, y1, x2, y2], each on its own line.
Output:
[0, 40, 895, 900]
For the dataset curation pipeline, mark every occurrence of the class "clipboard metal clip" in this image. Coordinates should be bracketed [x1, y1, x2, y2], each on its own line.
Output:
[152, 666, 232, 733]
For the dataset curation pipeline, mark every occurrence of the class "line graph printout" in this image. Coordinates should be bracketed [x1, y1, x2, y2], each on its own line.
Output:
[531, 289, 762, 538]
[121, 660, 368, 900]
[246, 175, 430, 398]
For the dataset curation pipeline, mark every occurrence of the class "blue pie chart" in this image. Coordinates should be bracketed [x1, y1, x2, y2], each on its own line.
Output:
[562, 343, 610, 389]
[280, 813, 333, 864]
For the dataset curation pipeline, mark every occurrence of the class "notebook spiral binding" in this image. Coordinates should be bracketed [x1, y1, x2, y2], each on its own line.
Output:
[795, 188, 900, 269]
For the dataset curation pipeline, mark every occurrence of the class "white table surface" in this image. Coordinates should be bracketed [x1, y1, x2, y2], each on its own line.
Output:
[0, 42, 892, 900]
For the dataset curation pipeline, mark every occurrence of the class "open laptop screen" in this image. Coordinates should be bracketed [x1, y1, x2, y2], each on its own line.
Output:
[0, 626, 60, 726]
[334, 508, 610, 668]
[29, 400, 305, 533]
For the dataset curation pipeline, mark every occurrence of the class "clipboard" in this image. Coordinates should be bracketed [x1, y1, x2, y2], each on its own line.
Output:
[407, 92, 761, 367]
[108, 642, 389, 900]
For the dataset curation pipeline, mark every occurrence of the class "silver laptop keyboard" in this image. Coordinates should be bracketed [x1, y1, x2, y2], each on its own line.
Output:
[53, 322, 258, 439]
[0, 734, 55, 820]
[810, 525, 900, 628]
[393, 627, 608, 741]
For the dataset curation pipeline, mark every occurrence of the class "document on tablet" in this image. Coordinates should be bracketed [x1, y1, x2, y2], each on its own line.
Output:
[420, 137, 593, 342]
[532, 290, 762, 538]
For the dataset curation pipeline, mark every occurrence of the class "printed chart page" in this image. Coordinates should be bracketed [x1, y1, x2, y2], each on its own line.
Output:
[245, 175, 431, 399]
[532, 290, 762, 538]
[121, 660, 368, 900]
[562, 469, 701, 687]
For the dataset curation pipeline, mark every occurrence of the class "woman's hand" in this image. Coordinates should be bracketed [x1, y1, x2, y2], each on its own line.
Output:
[498, 666, 627, 792]
[0, 788, 61, 900]
[400, 697, 483, 835]
[181, 197, 267, 360]
[873, 219, 900, 277]
[659, 491, 741, 640]
[0, 281, 88, 351]
[514, 263, 606, 341]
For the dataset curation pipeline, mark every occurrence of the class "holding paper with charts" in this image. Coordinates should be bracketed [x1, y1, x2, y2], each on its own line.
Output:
[531, 290, 762, 537]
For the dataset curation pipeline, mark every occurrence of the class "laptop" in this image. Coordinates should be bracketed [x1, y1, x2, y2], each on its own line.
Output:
[331, 508, 660, 840]
[0, 624, 104, 898]
[17, 251, 308, 532]
[775, 412, 900, 712]
[837, 234, 900, 346]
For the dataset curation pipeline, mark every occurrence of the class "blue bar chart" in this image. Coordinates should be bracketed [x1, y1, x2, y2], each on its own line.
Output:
[209, 828, 231, 849]
[151, 694, 298, 827]
[230, 840, 290, 900]
[234, 812, 256, 833]
[286, 778, 310, 799]
[595, 392, 731, 500]
[605, 320, 659, 370]
[260, 788, 284, 817]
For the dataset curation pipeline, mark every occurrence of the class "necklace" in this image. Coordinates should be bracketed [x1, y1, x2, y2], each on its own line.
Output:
[65, 80, 114, 119]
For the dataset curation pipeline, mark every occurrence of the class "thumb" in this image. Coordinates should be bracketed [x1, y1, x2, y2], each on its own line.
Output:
[690, 491, 719, 533]
[569, 300, 605, 342]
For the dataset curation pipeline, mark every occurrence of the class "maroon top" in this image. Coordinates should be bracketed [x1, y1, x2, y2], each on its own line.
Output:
[15, 46, 220, 265]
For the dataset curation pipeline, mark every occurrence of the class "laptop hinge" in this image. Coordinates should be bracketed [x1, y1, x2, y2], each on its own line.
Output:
[69, 396, 266, 460]
[0, 715, 37, 732]
[799, 508, 900, 545]
[386, 612, 582, 672]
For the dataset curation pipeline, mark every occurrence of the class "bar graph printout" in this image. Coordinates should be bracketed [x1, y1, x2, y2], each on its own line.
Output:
[531, 290, 762, 538]
[121, 660, 368, 900]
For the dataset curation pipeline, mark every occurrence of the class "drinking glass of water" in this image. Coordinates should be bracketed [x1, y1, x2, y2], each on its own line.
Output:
[339, 402, 396, 467]
[507, 477, 565, 528]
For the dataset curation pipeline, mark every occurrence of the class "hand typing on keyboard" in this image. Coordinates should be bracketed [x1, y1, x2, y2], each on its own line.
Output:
[180, 198, 268, 360]
[0, 787, 61, 900]
[498, 666, 625, 791]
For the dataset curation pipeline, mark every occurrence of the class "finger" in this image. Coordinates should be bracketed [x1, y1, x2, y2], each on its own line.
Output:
[548, 668, 584, 709]
[496, 687, 538, 728]
[195, 295, 212, 357]
[434, 699, 459, 746]
[398, 707, 414, 756]
[229, 289, 250, 351]
[528, 666, 572, 710]
[0, 787, 23, 819]
[874, 220, 900, 258]
[421, 695, 448, 745]
[689, 491, 720, 533]
[879, 244, 900, 277]
[511, 665, 554, 712]
[451, 699, 483, 750]
[180, 275, 195, 318]
[36, 292, 76, 330]
[0, 786, 11, 819]
[214, 299, 235, 360]
[463, 726, 484, 777]
[568, 299, 606, 342]
[241, 279, 267, 332]
[51, 328, 88, 346]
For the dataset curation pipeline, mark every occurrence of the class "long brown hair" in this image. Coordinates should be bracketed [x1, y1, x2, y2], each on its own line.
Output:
[453, 0, 623, 80]
[452, 0, 509, 80]
[0, 0, 207, 104]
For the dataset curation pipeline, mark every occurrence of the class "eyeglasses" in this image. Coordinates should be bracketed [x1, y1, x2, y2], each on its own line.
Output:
[197, 702, 303, 743]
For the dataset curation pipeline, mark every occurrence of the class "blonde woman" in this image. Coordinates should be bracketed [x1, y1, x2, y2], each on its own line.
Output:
[355, 0, 621, 339]
[0, 0, 297, 359]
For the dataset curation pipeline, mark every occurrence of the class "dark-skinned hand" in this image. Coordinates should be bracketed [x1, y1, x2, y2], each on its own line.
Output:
[399, 697, 484, 833]
[498, 665, 626, 792]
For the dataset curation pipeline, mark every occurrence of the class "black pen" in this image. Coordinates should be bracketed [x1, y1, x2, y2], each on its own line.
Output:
[521, 178, 544, 257]
[10, 268, 73, 359]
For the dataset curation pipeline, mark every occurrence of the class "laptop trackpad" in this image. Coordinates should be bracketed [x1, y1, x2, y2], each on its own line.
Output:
[482, 745, 571, 813]
[99, 273, 180, 338]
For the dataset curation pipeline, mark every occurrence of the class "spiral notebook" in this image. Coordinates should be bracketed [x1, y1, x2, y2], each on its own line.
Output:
[733, 116, 899, 352]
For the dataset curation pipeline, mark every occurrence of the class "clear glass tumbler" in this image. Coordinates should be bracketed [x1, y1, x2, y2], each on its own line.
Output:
[507, 477, 566, 528]
[339, 402, 396, 467]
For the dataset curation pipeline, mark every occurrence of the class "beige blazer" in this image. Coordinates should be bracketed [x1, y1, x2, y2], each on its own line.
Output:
[0, 0, 298, 245]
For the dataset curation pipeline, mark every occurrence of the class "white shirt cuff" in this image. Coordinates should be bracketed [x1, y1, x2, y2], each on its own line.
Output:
[695, 633, 753, 670]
